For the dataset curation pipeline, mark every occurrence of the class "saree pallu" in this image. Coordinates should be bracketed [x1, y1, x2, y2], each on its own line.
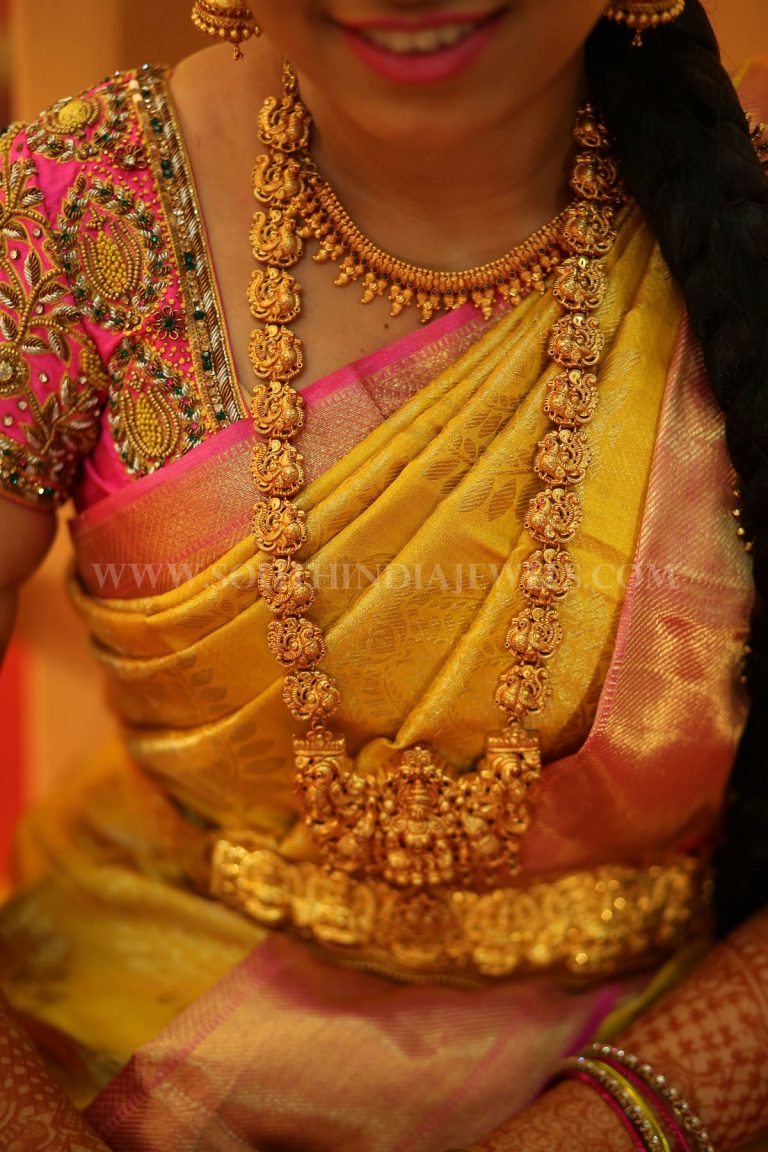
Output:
[0, 204, 753, 1150]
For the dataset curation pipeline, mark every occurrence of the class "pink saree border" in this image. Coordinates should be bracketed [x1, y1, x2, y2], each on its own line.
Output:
[299, 297, 477, 407]
[84, 932, 639, 1152]
[69, 297, 497, 599]
[71, 418, 253, 539]
[71, 297, 479, 540]
[520, 316, 752, 873]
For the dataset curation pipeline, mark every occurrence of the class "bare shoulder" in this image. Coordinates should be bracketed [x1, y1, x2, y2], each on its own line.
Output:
[169, 40, 279, 157]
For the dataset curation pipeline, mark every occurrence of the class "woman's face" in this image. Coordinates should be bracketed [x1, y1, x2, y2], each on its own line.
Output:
[250, 0, 609, 147]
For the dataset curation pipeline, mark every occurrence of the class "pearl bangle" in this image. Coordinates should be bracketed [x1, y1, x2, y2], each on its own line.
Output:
[587, 1044, 715, 1152]
[559, 1055, 672, 1151]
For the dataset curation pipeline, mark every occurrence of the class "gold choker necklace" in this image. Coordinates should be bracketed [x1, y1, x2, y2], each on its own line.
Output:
[251, 66, 574, 325]
[248, 63, 624, 891]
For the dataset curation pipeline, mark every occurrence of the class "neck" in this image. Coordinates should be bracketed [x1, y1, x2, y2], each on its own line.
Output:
[295, 57, 586, 271]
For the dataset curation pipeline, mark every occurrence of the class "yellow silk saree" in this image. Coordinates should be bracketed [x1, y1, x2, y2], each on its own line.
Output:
[0, 206, 752, 1150]
[0, 61, 763, 1152]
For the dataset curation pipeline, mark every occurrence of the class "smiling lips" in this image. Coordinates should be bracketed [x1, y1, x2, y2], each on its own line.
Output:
[358, 17, 487, 54]
[337, 8, 505, 82]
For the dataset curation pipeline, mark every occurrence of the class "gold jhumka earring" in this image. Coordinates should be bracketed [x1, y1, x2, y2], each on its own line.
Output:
[191, 0, 261, 58]
[603, 0, 685, 46]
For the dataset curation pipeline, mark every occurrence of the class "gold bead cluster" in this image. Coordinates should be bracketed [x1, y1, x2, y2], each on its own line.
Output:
[297, 178, 570, 322]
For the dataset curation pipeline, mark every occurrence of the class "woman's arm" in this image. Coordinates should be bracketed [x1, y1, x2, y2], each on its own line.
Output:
[0, 502, 110, 1146]
[473, 908, 768, 1152]
[0, 496, 56, 664]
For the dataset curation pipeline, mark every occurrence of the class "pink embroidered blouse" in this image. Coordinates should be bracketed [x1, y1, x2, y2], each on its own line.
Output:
[0, 65, 247, 513]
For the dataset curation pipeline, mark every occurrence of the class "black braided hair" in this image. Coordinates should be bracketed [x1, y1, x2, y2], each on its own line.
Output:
[584, 1, 768, 936]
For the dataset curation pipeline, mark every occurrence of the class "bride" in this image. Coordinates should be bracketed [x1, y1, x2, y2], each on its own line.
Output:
[0, 2, 767, 1149]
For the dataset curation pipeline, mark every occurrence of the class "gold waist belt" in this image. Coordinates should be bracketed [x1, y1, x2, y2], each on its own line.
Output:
[210, 836, 711, 983]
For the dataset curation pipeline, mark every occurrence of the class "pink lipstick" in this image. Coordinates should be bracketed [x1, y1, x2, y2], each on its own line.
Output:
[337, 8, 506, 86]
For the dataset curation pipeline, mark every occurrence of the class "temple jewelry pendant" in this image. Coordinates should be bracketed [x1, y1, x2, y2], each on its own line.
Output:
[293, 726, 541, 890]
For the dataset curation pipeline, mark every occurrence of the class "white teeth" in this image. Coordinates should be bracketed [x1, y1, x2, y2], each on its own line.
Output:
[360, 21, 479, 54]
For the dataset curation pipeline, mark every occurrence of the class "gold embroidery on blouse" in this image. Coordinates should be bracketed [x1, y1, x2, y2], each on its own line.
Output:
[0, 123, 22, 165]
[49, 95, 101, 136]
[26, 76, 139, 167]
[59, 173, 171, 333]
[82, 214, 145, 301]
[0, 135, 103, 506]
[211, 837, 711, 982]
[131, 67, 245, 428]
[108, 339, 201, 475]
[1, 66, 246, 500]
[115, 378, 182, 463]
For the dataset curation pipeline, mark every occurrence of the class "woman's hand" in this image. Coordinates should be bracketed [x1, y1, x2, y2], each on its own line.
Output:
[470, 907, 768, 1152]
[468, 1079, 637, 1152]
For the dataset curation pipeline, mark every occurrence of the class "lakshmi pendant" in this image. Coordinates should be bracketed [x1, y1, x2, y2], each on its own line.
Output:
[293, 727, 541, 891]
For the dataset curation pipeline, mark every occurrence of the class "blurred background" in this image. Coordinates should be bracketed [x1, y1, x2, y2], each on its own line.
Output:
[1, 0, 768, 886]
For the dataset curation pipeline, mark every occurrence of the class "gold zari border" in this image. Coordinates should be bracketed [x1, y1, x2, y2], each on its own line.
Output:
[210, 838, 711, 983]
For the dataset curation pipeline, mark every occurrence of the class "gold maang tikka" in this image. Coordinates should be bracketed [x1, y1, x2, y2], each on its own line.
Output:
[247, 63, 624, 892]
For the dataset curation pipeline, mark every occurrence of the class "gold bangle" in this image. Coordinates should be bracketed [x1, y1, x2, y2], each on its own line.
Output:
[587, 1044, 715, 1152]
[559, 1056, 672, 1152]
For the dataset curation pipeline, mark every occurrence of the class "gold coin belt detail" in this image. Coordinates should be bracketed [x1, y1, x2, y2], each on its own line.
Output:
[248, 64, 625, 894]
[211, 841, 710, 983]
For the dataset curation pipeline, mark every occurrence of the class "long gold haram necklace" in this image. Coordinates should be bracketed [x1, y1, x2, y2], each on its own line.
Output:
[248, 64, 623, 892]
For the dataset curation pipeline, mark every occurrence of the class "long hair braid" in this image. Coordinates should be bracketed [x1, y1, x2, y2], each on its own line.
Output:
[585, 0, 768, 935]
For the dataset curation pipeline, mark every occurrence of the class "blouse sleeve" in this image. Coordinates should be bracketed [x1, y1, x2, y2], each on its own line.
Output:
[0, 123, 108, 510]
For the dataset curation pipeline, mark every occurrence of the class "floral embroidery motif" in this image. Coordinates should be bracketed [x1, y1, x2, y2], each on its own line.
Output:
[25, 77, 141, 168]
[108, 337, 203, 475]
[59, 174, 171, 333]
[0, 136, 105, 505]
[114, 377, 182, 464]
[152, 303, 185, 341]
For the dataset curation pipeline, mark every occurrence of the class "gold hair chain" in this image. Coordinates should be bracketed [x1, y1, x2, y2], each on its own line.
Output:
[248, 63, 625, 891]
